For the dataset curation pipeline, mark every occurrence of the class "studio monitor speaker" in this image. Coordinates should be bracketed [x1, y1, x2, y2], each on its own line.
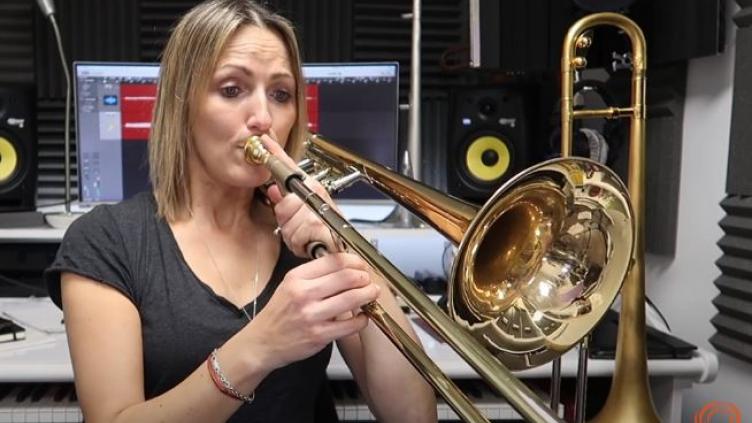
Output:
[447, 87, 531, 203]
[0, 84, 37, 212]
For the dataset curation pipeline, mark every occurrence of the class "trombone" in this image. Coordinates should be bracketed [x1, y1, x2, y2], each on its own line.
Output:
[562, 13, 660, 423]
[245, 12, 657, 423]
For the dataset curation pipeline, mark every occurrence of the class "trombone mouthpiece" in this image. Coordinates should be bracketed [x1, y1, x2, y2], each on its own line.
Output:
[244, 135, 269, 165]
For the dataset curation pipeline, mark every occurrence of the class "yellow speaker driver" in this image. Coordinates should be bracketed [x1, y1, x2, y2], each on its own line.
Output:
[465, 135, 511, 182]
[0, 136, 20, 183]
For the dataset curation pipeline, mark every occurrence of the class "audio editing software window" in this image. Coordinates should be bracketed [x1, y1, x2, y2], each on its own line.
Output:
[302, 63, 399, 201]
[74, 63, 159, 204]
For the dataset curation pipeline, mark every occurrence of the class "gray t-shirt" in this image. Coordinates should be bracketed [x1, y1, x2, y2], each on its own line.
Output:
[45, 192, 337, 422]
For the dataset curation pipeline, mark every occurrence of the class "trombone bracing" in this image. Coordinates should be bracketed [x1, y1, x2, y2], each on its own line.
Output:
[562, 13, 660, 423]
[244, 11, 657, 423]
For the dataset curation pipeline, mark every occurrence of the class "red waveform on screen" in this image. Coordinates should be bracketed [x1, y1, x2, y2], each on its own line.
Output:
[121, 83, 157, 140]
[306, 83, 319, 133]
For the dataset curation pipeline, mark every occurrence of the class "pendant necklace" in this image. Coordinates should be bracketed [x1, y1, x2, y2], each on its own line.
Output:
[201, 227, 260, 322]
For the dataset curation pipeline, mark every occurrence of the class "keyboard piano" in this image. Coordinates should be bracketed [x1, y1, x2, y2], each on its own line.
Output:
[0, 380, 529, 422]
[0, 383, 80, 423]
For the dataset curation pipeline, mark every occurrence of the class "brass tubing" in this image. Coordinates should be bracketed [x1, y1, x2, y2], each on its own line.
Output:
[561, 12, 659, 423]
[285, 176, 489, 423]
[247, 138, 562, 423]
[308, 134, 478, 244]
[572, 107, 634, 120]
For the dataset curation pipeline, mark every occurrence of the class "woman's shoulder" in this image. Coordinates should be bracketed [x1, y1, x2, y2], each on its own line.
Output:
[66, 191, 157, 239]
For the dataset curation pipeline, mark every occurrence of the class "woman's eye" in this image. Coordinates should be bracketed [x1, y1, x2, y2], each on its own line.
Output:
[271, 89, 292, 103]
[220, 86, 242, 98]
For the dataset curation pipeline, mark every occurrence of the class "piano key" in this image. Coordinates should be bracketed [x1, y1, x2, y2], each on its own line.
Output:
[30, 384, 48, 402]
[0, 383, 83, 423]
[52, 384, 70, 403]
[0, 386, 11, 402]
[0, 379, 558, 423]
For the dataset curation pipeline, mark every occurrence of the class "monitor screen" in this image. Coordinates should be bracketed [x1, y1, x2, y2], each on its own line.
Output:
[74, 62, 159, 204]
[302, 62, 400, 202]
[74, 61, 399, 207]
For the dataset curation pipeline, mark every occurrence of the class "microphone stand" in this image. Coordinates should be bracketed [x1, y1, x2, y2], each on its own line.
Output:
[407, 0, 421, 183]
[39, 3, 82, 228]
[386, 0, 423, 228]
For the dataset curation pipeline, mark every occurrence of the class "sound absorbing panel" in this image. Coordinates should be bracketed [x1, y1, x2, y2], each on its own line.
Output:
[711, 0, 752, 365]
[727, 10, 752, 196]
[139, 1, 354, 63]
[351, 0, 468, 103]
[0, 1, 35, 84]
[34, 0, 140, 98]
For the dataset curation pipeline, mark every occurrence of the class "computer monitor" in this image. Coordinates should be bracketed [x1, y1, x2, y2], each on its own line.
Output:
[74, 62, 159, 205]
[73, 61, 400, 209]
[301, 62, 400, 202]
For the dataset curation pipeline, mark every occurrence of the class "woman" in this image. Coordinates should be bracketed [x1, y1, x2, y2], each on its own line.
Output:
[44, 1, 437, 422]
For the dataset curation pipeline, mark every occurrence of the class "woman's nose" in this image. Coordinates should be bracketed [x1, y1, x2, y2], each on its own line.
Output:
[246, 92, 273, 133]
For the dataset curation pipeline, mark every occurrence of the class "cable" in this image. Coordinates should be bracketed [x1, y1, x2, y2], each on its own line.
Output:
[645, 295, 671, 332]
[0, 273, 48, 296]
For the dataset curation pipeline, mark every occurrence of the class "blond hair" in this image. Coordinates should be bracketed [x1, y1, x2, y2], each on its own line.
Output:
[149, 0, 307, 221]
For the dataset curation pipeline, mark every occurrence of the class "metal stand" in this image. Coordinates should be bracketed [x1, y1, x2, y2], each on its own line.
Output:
[403, 0, 421, 182]
[39, 4, 83, 229]
[550, 357, 562, 415]
[383, 150, 421, 227]
[575, 335, 590, 423]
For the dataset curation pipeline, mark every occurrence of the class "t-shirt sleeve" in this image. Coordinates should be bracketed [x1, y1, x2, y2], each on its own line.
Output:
[44, 206, 138, 309]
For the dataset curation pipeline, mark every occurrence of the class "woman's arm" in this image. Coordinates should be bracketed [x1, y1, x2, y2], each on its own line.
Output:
[336, 270, 438, 423]
[61, 272, 268, 423]
[260, 135, 437, 421]
[62, 251, 378, 423]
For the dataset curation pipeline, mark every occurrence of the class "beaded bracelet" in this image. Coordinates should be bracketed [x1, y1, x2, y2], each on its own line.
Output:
[207, 348, 255, 404]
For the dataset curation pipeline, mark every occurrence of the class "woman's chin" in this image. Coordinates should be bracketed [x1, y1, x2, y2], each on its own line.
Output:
[230, 168, 270, 189]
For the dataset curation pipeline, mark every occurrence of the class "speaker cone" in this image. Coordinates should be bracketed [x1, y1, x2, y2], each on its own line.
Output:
[0, 136, 19, 184]
[464, 135, 511, 183]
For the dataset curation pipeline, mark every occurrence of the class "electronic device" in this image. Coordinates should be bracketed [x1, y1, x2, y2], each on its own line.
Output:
[302, 62, 399, 203]
[0, 84, 37, 213]
[447, 86, 532, 203]
[73, 62, 159, 206]
[73, 61, 399, 213]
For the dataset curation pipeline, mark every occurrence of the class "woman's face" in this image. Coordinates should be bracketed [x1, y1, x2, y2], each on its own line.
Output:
[190, 25, 297, 189]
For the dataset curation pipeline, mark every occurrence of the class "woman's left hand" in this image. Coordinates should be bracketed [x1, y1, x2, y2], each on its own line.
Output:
[260, 135, 339, 258]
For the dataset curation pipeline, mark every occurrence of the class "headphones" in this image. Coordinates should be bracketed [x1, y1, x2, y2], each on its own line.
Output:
[547, 79, 627, 166]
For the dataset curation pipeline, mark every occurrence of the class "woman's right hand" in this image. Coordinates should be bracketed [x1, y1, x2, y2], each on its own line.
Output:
[246, 252, 380, 371]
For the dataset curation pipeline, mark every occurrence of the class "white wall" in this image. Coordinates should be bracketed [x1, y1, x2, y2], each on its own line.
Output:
[646, 0, 752, 420]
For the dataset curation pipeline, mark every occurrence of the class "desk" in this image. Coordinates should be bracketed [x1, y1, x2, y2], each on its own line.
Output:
[0, 297, 719, 422]
[0, 225, 449, 287]
[0, 227, 66, 243]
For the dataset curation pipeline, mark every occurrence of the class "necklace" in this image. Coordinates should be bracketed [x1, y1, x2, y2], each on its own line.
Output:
[200, 227, 260, 322]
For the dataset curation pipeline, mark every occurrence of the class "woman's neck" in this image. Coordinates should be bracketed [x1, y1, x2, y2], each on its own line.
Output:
[181, 170, 256, 232]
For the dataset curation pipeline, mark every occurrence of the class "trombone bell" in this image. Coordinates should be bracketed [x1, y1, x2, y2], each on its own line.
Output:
[450, 158, 633, 370]
[300, 133, 633, 373]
